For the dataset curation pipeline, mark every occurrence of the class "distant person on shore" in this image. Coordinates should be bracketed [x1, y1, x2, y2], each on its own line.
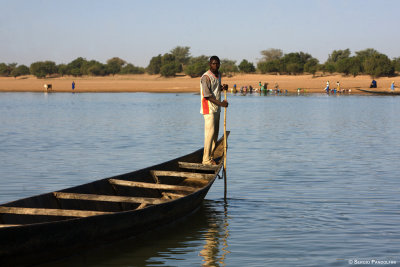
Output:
[274, 82, 279, 93]
[200, 56, 228, 165]
[370, 79, 377, 88]
[232, 84, 237, 94]
[336, 81, 340, 92]
[391, 81, 395, 91]
[72, 81, 75, 90]
[325, 81, 330, 94]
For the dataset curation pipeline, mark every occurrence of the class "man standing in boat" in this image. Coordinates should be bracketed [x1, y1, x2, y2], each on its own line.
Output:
[200, 56, 228, 165]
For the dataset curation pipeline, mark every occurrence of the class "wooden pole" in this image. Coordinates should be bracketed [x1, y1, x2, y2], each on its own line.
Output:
[223, 89, 227, 201]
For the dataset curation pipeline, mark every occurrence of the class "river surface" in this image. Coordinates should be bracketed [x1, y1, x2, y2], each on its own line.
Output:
[1, 92, 400, 266]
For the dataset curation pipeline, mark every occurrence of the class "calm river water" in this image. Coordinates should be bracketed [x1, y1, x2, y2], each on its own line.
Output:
[1, 92, 400, 266]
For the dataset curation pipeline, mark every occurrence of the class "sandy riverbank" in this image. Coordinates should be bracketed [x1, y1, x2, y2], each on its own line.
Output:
[0, 74, 398, 94]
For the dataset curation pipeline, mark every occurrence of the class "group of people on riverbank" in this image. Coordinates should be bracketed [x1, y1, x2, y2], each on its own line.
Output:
[325, 80, 396, 94]
[370, 80, 396, 91]
[230, 81, 288, 95]
[324, 81, 352, 94]
[226, 79, 396, 96]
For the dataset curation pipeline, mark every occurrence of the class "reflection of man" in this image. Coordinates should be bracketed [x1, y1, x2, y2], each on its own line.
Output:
[200, 56, 228, 165]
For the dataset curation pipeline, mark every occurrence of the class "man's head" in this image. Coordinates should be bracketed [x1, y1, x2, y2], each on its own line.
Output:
[209, 55, 220, 73]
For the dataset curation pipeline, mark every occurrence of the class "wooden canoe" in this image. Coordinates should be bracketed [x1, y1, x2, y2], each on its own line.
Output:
[0, 132, 229, 266]
[357, 88, 400, 95]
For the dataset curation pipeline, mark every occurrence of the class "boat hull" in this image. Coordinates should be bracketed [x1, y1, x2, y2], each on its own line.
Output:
[0, 183, 213, 265]
[0, 133, 228, 266]
[357, 88, 400, 95]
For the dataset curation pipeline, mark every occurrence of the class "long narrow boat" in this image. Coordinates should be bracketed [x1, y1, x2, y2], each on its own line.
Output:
[357, 88, 400, 95]
[0, 132, 229, 266]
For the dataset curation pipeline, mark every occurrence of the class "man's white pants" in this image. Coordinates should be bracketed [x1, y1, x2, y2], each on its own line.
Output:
[202, 112, 220, 164]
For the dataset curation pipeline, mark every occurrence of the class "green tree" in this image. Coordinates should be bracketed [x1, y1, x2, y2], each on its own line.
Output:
[257, 59, 280, 73]
[0, 63, 7, 76]
[106, 57, 126, 76]
[354, 48, 379, 72]
[0, 63, 17, 76]
[11, 65, 30, 78]
[68, 57, 86, 69]
[238, 59, 255, 73]
[220, 59, 238, 75]
[336, 57, 361, 76]
[286, 63, 302, 74]
[258, 49, 283, 73]
[170, 46, 191, 67]
[321, 62, 336, 74]
[160, 62, 181, 77]
[335, 58, 351, 75]
[57, 64, 69, 76]
[260, 48, 283, 62]
[120, 64, 145, 74]
[304, 58, 319, 75]
[158, 53, 182, 77]
[30, 61, 57, 78]
[327, 49, 351, 63]
[0, 63, 11, 76]
[43, 61, 57, 75]
[161, 53, 175, 65]
[87, 61, 107, 76]
[67, 57, 88, 76]
[281, 53, 299, 73]
[147, 54, 162, 75]
[363, 53, 394, 77]
[70, 68, 81, 77]
[280, 52, 312, 74]
[355, 48, 379, 61]
[349, 58, 362, 77]
[30, 62, 46, 78]
[393, 57, 400, 72]
[184, 55, 209, 77]
[299, 52, 313, 64]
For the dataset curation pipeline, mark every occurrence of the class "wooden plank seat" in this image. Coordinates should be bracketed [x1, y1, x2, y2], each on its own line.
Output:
[162, 192, 186, 199]
[150, 170, 215, 180]
[53, 192, 169, 205]
[178, 162, 220, 171]
[108, 179, 197, 192]
[0, 224, 21, 228]
[0, 206, 111, 218]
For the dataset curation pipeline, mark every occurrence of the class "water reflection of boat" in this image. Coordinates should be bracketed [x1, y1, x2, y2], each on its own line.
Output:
[0, 133, 229, 266]
[40, 201, 229, 266]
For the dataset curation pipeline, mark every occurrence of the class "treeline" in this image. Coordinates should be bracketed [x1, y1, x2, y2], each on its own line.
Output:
[1, 46, 400, 79]
[146, 47, 400, 78]
[257, 48, 400, 77]
[0, 57, 145, 78]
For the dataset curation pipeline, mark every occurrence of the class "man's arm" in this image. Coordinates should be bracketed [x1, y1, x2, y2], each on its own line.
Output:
[205, 84, 229, 108]
[207, 96, 228, 107]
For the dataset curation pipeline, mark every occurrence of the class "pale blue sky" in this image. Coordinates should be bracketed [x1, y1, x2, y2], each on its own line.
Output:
[1, 0, 399, 67]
